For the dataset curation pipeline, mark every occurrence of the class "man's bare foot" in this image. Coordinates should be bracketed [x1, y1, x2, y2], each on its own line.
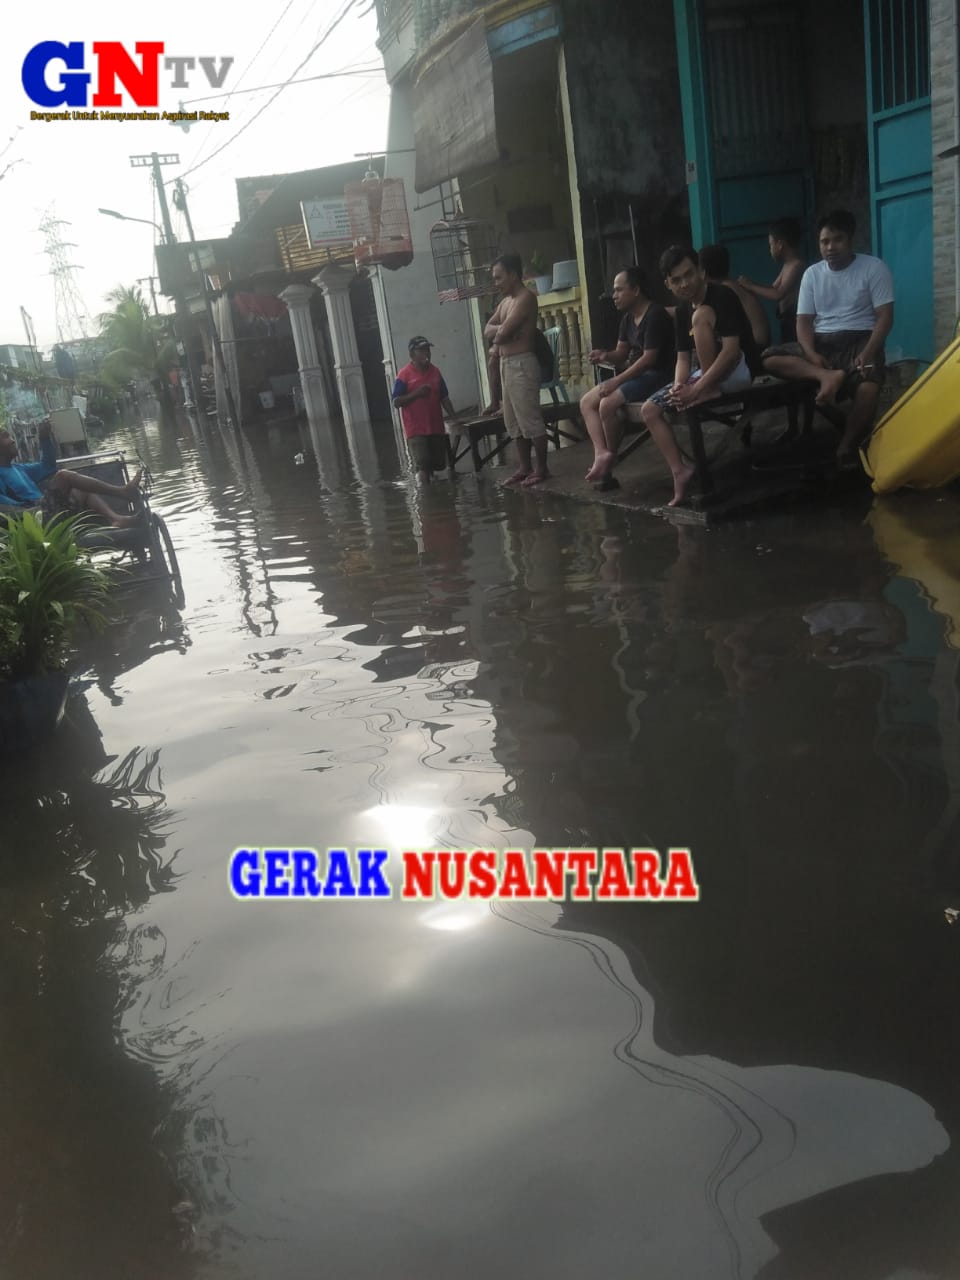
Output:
[584, 449, 614, 484]
[503, 470, 530, 486]
[481, 403, 501, 417]
[521, 470, 549, 487]
[667, 462, 696, 507]
[111, 513, 140, 529]
[815, 370, 845, 406]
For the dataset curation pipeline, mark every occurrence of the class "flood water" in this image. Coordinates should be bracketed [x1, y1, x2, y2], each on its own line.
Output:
[3, 409, 960, 1279]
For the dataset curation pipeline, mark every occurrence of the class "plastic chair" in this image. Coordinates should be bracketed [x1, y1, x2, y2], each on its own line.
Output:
[540, 326, 570, 404]
[538, 325, 582, 449]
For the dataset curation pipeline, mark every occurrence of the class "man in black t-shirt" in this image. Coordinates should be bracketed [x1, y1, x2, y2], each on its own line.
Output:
[640, 246, 761, 506]
[581, 266, 675, 488]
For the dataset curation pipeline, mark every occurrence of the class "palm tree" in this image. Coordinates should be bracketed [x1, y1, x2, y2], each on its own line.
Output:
[98, 285, 177, 407]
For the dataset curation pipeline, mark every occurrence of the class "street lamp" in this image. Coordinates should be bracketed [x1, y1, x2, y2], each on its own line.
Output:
[98, 207, 166, 242]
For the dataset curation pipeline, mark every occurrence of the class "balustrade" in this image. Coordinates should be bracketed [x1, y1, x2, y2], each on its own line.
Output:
[536, 286, 591, 393]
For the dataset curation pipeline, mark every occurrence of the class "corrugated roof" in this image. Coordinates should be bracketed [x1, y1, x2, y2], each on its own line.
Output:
[235, 157, 386, 235]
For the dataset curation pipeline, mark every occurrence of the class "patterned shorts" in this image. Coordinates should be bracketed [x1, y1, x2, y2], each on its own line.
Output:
[763, 331, 885, 392]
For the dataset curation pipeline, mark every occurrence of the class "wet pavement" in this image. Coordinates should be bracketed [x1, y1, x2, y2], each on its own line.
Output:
[3, 408, 960, 1279]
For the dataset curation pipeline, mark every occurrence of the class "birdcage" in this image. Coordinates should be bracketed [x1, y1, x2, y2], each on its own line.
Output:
[344, 174, 413, 271]
[429, 216, 499, 303]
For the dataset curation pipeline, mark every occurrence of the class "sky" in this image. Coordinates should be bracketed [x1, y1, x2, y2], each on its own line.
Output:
[1, 0, 391, 348]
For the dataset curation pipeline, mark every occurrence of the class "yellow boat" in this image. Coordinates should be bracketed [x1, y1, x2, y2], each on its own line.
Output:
[861, 335, 960, 493]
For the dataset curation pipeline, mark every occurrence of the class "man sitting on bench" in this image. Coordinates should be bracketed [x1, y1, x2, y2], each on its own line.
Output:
[580, 266, 674, 490]
[0, 421, 143, 527]
[640, 246, 762, 506]
[699, 243, 770, 352]
[761, 209, 894, 464]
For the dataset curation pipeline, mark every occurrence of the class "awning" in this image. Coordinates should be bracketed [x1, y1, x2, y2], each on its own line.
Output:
[413, 17, 499, 193]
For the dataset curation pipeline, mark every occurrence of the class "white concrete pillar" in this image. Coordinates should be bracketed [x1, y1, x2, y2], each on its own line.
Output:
[279, 283, 331, 422]
[312, 263, 371, 426]
[367, 265, 406, 456]
[214, 294, 241, 426]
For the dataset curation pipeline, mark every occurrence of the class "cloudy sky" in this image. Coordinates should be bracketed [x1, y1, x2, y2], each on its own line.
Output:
[1, 0, 391, 348]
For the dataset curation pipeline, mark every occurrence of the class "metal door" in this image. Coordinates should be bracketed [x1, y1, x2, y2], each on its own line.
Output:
[865, 0, 933, 361]
[673, 1, 814, 327]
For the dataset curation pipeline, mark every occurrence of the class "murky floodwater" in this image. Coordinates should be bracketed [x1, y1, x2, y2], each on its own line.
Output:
[3, 409, 960, 1279]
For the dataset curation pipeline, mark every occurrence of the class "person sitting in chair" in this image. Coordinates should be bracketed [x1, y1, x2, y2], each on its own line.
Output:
[0, 421, 143, 527]
[580, 267, 675, 490]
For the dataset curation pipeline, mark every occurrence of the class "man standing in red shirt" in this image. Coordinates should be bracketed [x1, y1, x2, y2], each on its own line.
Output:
[392, 336, 458, 483]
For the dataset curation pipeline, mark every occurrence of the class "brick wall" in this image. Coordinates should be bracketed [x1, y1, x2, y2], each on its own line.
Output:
[931, 0, 959, 351]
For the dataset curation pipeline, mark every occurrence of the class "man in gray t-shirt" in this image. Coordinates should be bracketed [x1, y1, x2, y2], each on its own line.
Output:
[763, 209, 895, 461]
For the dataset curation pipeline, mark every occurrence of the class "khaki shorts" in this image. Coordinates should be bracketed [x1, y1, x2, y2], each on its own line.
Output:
[501, 352, 545, 440]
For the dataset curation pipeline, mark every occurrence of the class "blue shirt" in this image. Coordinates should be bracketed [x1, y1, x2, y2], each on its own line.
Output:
[0, 435, 58, 506]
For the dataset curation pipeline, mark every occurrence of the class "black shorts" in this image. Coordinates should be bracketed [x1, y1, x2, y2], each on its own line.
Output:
[407, 434, 449, 472]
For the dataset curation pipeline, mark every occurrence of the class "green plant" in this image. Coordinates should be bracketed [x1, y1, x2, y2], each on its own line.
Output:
[99, 285, 177, 399]
[0, 512, 113, 680]
[528, 252, 548, 276]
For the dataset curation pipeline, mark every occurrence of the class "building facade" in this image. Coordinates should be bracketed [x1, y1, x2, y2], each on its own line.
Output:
[376, 0, 959, 388]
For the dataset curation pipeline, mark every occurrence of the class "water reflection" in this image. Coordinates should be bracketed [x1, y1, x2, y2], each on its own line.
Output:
[512, 900, 948, 1279]
[0, 699, 196, 1280]
[14, 412, 960, 1277]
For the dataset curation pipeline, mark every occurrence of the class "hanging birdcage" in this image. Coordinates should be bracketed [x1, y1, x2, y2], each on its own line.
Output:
[429, 215, 499, 303]
[345, 173, 413, 271]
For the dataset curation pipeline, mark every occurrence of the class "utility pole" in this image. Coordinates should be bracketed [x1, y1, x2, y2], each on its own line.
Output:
[137, 276, 160, 317]
[130, 152, 178, 242]
[173, 176, 239, 428]
[129, 151, 202, 417]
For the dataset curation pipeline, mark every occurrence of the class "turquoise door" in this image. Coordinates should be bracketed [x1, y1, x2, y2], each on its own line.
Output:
[673, 1, 814, 336]
[673, 0, 718, 249]
[865, 0, 933, 361]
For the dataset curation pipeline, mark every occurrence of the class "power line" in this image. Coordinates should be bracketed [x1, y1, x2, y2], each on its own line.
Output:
[170, 0, 363, 184]
[182, 0, 301, 175]
[183, 55, 385, 195]
[182, 65, 381, 105]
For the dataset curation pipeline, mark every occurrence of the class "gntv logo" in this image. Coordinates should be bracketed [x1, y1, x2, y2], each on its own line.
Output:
[21, 42, 233, 109]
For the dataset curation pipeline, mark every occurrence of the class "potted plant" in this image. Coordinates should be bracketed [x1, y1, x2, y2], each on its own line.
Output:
[527, 252, 554, 297]
[0, 511, 112, 751]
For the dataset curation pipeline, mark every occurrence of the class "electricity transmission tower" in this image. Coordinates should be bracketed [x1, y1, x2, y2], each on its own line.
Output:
[38, 208, 94, 343]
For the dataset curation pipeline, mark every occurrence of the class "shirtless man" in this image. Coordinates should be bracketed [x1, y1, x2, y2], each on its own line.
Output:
[737, 217, 805, 342]
[484, 254, 548, 487]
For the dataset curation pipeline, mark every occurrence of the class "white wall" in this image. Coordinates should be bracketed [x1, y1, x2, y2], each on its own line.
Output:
[380, 81, 482, 412]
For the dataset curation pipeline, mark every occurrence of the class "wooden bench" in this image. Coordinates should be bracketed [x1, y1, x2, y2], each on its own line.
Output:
[449, 407, 583, 473]
[618, 376, 819, 501]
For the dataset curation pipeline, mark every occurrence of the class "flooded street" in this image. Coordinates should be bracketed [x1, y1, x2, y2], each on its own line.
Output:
[4, 411, 960, 1279]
